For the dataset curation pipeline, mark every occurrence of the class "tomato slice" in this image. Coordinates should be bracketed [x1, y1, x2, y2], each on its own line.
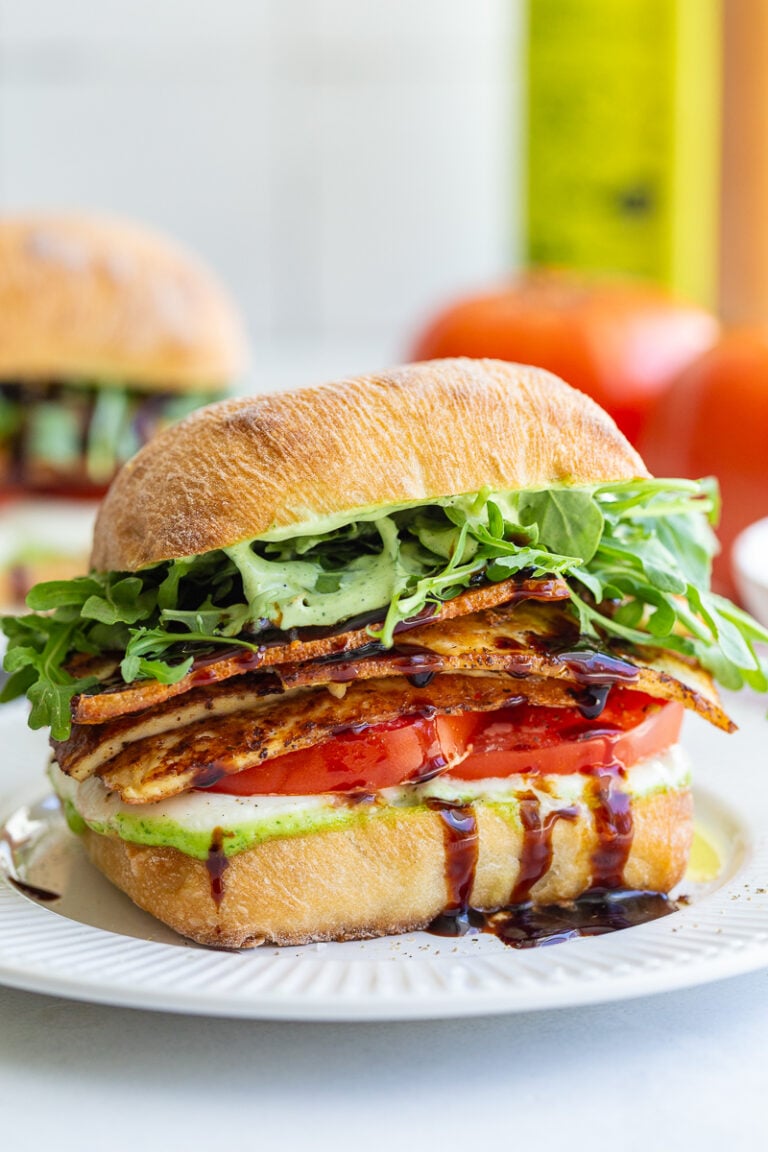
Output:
[206, 689, 683, 797]
[452, 694, 683, 780]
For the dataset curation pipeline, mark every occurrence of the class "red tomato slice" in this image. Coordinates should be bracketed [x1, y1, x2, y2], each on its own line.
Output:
[206, 689, 683, 797]
[452, 694, 682, 780]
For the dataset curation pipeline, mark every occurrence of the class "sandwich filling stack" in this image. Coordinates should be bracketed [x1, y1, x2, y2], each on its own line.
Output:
[3, 359, 766, 947]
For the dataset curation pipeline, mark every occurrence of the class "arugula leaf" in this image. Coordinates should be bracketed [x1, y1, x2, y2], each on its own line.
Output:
[25, 576, 105, 612]
[2, 620, 99, 740]
[486, 499, 505, 541]
[518, 489, 604, 563]
[157, 558, 196, 611]
[119, 625, 263, 684]
[160, 602, 252, 637]
[4, 475, 768, 741]
[485, 548, 583, 582]
[81, 576, 157, 625]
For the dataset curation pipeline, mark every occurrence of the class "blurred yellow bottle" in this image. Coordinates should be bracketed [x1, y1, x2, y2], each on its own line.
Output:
[720, 0, 768, 325]
[526, 0, 721, 308]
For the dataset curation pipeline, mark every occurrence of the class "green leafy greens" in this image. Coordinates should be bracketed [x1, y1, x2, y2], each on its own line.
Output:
[4, 477, 768, 741]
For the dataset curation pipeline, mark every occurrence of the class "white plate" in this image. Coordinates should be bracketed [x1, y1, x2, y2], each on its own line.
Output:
[1, 698, 767, 1021]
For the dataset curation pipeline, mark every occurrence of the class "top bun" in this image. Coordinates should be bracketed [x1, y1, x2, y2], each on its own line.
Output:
[0, 214, 247, 391]
[91, 358, 649, 572]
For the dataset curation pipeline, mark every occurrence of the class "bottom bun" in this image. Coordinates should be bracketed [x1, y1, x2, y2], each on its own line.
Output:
[79, 785, 693, 949]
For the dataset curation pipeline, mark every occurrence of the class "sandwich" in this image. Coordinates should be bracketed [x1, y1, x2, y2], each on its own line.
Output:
[2, 358, 766, 948]
[0, 213, 247, 603]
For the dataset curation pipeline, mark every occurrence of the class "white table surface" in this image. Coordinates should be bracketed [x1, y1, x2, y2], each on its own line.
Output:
[2, 698, 768, 1152]
[2, 351, 767, 1150]
[1, 967, 767, 1152]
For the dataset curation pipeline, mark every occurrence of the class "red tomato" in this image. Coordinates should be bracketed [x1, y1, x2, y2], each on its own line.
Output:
[453, 694, 682, 780]
[640, 329, 768, 597]
[206, 690, 682, 796]
[410, 272, 719, 444]
[207, 711, 481, 796]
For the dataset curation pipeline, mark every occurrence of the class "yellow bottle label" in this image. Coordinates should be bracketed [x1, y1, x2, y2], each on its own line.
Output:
[526, 0, 720, 307]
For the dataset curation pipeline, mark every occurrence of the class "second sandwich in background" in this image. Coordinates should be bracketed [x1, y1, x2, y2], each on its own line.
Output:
[0, 213, 248, 604]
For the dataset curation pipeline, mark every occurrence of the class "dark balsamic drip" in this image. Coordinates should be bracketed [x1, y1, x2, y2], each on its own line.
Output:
[408, 752, 449, 784]
[510, 796, 579, 903]
[482, 890, 678, 948]
[9, 877, 61, 902]
[493, 639, 637, 717]
[392, 605, 441, 634]
[311, 642, 447, 686]
[341, 791, 379, 807]
[587, 767, 634, 889]
[553, 646, 639, 686]
[425, 890, 681, 948]
[424, 779, 654, 948]
[392, 643, 445, 664]
[194, 763, 227, 789]
[393, 643, 445, 688]
[392, 642, 444, 658]
[205, 827, 230, 907]
[251, 609, 384, 648]
[250, 603, 440, 650]
[315, 640, 384, 668]
[426, 800, 479, 936]
[573, 683, 612, 719]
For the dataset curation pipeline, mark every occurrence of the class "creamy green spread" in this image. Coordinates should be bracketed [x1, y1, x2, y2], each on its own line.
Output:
[50, 748, 691, 862]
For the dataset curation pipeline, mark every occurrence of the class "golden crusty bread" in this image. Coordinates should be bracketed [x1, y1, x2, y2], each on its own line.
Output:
[91, 358, 649, 571]
[0, 214, 247, 390]
[80, 787, 692, 948]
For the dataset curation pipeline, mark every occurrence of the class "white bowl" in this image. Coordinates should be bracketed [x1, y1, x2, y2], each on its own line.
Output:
[732, 517, 768, 629]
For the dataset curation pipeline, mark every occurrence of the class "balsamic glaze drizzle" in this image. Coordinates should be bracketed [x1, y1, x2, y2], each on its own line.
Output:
[553, 646, 639, 685]
[587, 767, 634, 890]
[483, 890, 679, 949]
[206, 827, 230, 907]
[423, 767, 671, 948]
[573, 683, 612, 719]
[9, 877, 61, 902]
[425, 800, 479, 936]
[509, 796, 579, 904]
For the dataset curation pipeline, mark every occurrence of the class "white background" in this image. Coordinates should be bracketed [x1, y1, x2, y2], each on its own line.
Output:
[0, 0, 521, 383]
[1, 970, 768, 1152]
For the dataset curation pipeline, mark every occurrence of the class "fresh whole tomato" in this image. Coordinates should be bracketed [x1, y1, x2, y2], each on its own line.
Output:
[640, 329, 768, 598]
[206, 690, 682, 796]
[410, 271, 719, 444]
